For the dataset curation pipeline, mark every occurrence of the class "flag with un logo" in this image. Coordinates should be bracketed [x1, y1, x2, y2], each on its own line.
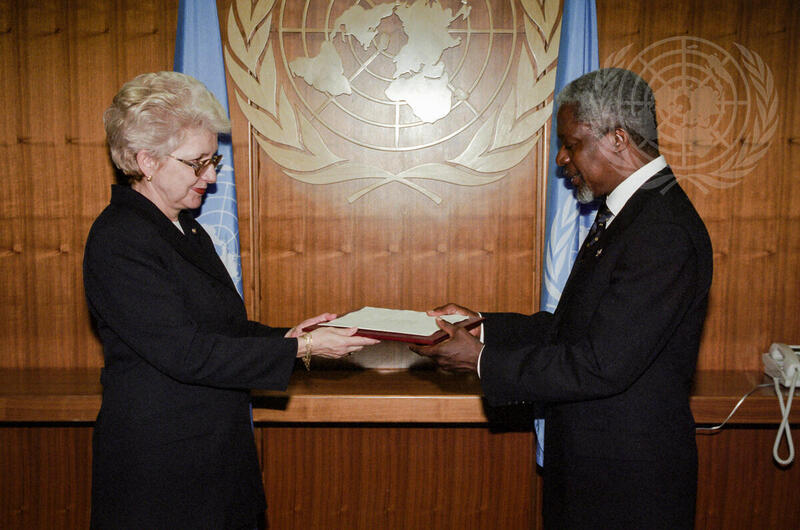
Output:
[174, 0, 244, 298]
[539, 0, 600, 466]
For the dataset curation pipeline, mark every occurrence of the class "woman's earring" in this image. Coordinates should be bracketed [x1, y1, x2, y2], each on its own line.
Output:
[146, 175, 152, 182]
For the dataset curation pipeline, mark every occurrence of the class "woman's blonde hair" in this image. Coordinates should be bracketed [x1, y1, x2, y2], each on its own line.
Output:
[104, 71, 231, 182]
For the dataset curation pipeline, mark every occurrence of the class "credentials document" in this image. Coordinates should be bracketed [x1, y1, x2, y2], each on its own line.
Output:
[308, 306, 484, 344]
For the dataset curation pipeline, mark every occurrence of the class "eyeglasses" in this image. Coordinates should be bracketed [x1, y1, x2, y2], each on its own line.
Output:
[168, 154, 223, 176]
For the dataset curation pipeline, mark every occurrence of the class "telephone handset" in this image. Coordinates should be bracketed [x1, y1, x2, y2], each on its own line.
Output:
[762, 343, 798, 466]
[762, 343, 800, 387]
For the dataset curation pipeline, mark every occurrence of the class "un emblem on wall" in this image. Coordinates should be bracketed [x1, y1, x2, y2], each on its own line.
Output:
[225, 0, 561, 203]
[605, 36, 778, 191]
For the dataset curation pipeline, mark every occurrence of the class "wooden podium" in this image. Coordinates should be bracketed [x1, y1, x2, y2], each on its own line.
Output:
[2, 363, 799, 528]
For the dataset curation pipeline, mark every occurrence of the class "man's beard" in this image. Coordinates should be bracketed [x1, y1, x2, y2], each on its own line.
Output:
[574, 177, 595, 204]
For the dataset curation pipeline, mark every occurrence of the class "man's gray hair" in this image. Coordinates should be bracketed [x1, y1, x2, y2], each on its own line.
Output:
[556, 68, 659, 157]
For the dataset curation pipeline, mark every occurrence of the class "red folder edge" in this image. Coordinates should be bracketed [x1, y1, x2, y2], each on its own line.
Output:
[303, 315, 485, 345]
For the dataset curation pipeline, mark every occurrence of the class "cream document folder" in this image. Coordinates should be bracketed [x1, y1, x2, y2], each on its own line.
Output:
[319, 306, 468, 336]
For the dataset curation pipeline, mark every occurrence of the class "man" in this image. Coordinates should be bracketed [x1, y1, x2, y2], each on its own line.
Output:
[412, 68, 712, 529]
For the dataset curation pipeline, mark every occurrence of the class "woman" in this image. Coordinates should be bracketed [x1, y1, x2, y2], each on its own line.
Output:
[84, 71, 378, 529]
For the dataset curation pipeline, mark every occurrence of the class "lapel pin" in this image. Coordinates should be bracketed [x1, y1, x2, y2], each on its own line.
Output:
[191, 228, 197, 234]
[595, 248, 603, 257]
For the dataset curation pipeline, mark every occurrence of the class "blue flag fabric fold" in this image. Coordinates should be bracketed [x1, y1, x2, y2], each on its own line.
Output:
[175, 0, 244, 298]
[537, 0, 599, 467]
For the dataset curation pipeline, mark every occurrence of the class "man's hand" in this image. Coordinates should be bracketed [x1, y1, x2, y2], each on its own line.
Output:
[410, 317, 483, 373]
[426, 303, 482, 338]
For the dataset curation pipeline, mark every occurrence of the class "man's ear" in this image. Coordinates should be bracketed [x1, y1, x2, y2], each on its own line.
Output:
[611, 128, 630, 152]
[135, 150, 157, 177]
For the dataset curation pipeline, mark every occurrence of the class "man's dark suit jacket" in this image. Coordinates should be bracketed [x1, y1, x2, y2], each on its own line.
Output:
[480, 168, 713, 529]
[84, 185, 297, 529]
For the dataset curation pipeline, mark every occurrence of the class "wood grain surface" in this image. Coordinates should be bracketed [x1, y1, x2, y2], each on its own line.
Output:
[1, 0, 799, 528]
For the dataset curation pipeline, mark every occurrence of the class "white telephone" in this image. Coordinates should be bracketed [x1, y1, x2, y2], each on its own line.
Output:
[762, 343, 800, 387]
[762, 343, 799, 466]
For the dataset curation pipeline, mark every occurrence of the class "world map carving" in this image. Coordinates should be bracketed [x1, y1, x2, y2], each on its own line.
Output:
[225, 0, 561, 203]
[291, 1, 470, 123]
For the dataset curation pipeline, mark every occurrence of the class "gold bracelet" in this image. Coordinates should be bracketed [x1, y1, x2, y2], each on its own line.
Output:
[302, 332, 312, 371]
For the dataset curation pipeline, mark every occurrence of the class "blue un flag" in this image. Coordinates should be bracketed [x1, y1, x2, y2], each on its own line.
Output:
[538, 0, 600, 466]
[175, 0, 244, 298]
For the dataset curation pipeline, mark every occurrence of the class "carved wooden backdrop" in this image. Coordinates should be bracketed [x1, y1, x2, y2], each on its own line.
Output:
[1, 2, 799, 529]
[597, 0, 800, 371]
[0, 0, 179, 368]
[1, 0, 797, 371]
[226, 0, 556, 338]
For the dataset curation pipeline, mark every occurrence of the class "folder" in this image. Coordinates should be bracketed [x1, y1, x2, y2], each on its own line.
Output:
[303, 306, 484, 345]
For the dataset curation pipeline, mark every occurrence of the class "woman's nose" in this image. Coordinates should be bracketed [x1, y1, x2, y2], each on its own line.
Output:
[199, 165, 217, 183]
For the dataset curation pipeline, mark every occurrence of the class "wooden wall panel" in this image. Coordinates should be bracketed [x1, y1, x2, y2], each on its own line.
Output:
[0, 426, 93, 530]
[5, 424, 800, 529]
[696, 428, 800, 528]
[774, 4, 800, 347]
[258, 425, 537, 529]
[0, 0, 178, 368]
[237, 0, 548, 332]
[13, 1, 72, 368]
[0, 1, 28, 368]
[0, 0, 795, 372]
[0, 2, 798, 530]
[596, 0, 800, 370]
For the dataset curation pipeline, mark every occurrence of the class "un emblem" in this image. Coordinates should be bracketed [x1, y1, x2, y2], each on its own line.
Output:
[225, 0, 561, 203]
[605, 36, 778, 191]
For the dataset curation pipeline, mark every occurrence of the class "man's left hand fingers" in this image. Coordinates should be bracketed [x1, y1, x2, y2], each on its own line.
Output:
[434, 317, 458, 336]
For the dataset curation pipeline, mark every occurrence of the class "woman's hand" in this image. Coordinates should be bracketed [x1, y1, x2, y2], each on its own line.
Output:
[297, 327, 379, 359]
[285, 313, 337, 338]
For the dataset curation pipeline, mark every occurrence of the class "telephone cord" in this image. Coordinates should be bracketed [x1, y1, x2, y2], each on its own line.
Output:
[695, 383, 772, 433]
[772, 371, 797, 466]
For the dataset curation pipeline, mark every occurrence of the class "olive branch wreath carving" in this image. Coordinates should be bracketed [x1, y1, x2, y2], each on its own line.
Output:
[224, 0, 562, 204]
[604, 41, 778, 192]
[708, 44, 778, 189]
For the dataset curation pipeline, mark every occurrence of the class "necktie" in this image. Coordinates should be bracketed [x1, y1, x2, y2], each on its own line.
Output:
[584, 201, 613, 252]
